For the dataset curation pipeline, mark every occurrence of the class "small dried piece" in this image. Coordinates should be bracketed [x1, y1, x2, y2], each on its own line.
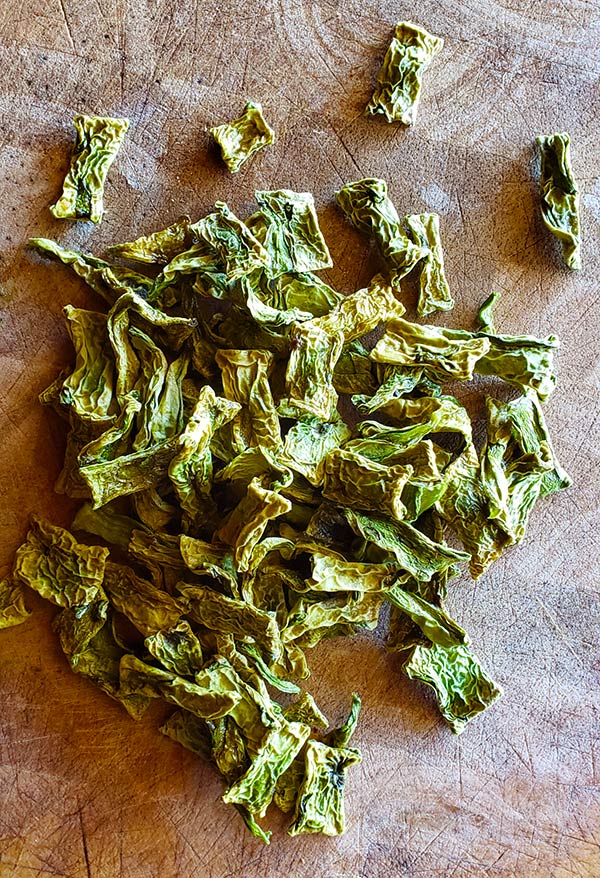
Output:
[537, 132, 581, 270]
[366, 22, 443, 125]
[210, 101, 275, 173]
[405, 213, 454, 316]
[50, 114, 129, 223]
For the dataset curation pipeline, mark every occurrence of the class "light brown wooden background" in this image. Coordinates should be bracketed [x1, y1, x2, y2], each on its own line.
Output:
[1, 1, 599, 876]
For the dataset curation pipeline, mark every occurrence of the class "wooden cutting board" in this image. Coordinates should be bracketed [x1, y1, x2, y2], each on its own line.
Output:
[1, 2, 598, 875]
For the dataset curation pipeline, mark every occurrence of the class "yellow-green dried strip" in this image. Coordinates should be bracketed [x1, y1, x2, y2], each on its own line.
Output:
[366, 21, 443, 125]
[51, 114, 129, 223]
[405, 213, 454, 316]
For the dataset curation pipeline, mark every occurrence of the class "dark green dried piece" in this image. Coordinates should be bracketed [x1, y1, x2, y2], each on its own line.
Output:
[103, 561, 186, 637]
[145, 622, 204, 677]
[177, 582, 283, 662]
[282, 415, 351, 486]
[335, 178, 428, 277]
[50, 114, 129, 223]
[280, 321, 343, 421]
[481, 392, 571, 542]
[434, 442, 510, 580]
[537, 132, 581, 269]
[366, 22, 443, 125]
[344, 509, 470, 581]
[322, 448, 413, 520]
[210, 101, 275, 173]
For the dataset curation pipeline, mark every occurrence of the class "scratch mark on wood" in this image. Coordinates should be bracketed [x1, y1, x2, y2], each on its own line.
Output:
[78, 806, 92, 878]
[56, 0, 75, 52]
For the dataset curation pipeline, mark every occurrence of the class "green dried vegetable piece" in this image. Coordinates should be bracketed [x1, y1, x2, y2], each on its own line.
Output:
[251, 190, 332, 277]
[403, 642, 502, 733]
[322, 448, 413, 521]
[366, 21, 443, 125]
[214, 447, 292, 491]
[537, 132, 581, 269]
[435, 443, 511, 579]
[133, 488, 177, 532]
[54, 604, 151, 719]
[222, 720, 311, 818]
[168, 385, 240, 527]
[160, 708, 213, 760]
[110, 215, 194, 264]
[80, 435, 182, 508]
[481, 393, 571, 542]
[107, 291, 196, 402]
[30, 238, 154, 306]
[476, 325, 558, 404]
[288, 739, 362, 836]
[333, 339, 377, 395]
[280, 321, 343, 421]
[145, 622, 204, 677]
[284, 692, 329, 729]
[272, 271, 343, 317]
[50, 113, 129, 223]
[72, 502, 148, 549]
[215, 349, 281, 454]
[311, 273, 405, 341]
[386, 583, 466, 648]
[198, 655, 282, 754]
[129, 330, 189, 450]
[177, 582, 283, 663]
[103, 561, 186, 637]
[351, 395, 472, 450]
[335, 179, 428, 276]
[237, 642, 301, 694]
[119, 654, 243, 720]
[216, 476, 292, 572]
[60, 306, 117, 425]
[179, 535, 239, 595]
[344, 509, 469, 581]
[194, 203, 270, 280]
[477, 291, 501, 334]
[307, 552, 396, 593]
[326, 692, 361, 748]
[13, 516, 108, 608]
[53, 595, 109, 666]
[405, 213, 454, 316]
[282, 414, 352, 486]
[76, 391, 140, 469]
[210, 100, 275, 173]
[283, 591, 383, 647]
[0, 579, 31, 629]
[352, 365, 440, 415]
[371, 317, 490, 383]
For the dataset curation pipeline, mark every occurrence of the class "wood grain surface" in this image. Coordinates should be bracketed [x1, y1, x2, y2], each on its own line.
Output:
[1, 1, 599, 876]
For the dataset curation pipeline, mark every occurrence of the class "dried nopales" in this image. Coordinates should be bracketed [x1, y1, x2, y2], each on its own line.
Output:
[210, 101, 275, 173]
[6, 176, 569, 843]
[366, 21, 443, 125]
[537, 132, 581, 270]
[50, 114, 129, 224]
